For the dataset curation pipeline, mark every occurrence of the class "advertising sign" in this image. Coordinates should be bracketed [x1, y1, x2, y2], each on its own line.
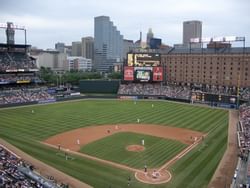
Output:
[124, 66, 134, 81]
[153, 67, 163, 81]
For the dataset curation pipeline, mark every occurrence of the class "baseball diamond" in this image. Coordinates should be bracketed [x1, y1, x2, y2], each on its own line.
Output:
[0, 99, 233, 187]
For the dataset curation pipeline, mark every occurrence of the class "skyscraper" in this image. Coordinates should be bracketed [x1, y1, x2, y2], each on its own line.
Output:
[71, 41, 82, 56]
[183, 20, 202, 48]
[81, 37, 94, 60]
[146, 28, 154, 47]
[123, 39, 136, 59]
[55, 42, 65, 53]
[149, 38, 162, 49]
[94, 16, 123, 72]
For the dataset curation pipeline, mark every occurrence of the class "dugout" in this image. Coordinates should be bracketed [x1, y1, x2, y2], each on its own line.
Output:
[79, 80, 120, 94]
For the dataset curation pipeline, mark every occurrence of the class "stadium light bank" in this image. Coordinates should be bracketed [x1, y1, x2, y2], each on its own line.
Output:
[0, 22, 27, 45]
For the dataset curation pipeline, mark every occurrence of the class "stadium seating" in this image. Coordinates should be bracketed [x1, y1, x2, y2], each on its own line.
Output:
[118, 83, 191, 100]
[239, 104, 250, 151]
[118, 83, 250, 101]
[241, 88, 250, 101]
[0, 75, 41, 84]
[0, 145, 68, 188]
[0, 51, 36, 72]
[0, 88, 55, 105]
[199, 85, 237, 95]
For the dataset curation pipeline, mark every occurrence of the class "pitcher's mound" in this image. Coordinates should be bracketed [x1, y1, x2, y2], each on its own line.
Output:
[126, 145, 145, 152]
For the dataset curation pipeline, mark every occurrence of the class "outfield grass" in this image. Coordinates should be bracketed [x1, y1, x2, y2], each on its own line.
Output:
[0, 100, 229, 188]
[80, 132, 187, 169]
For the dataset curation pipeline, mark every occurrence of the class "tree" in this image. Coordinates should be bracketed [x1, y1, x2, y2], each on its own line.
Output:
[39, 66, 57, 84]
[39, 67, 107, 86]
[107, 72, 122, 79]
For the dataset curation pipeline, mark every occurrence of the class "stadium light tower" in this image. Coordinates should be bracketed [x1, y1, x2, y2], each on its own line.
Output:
[6, 22, 15, 44]
[0, 22, 27, 45]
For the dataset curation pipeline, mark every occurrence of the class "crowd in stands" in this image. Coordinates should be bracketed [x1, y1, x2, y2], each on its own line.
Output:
[234, 103, 250, 187]
[195, 85, 250, 101]
[238, 104, 250, 152]
[119, 83, 250, 101]
[0, 145, 68, 188]
[241, 88, 250, 101]
[195, 85, 237, 96]
[0, 88, 54, 105]
[0, 51, 36, 72]
[118, 83, 191, 100]
[0, 82, 248, 105]
[0, 75, 41, 84]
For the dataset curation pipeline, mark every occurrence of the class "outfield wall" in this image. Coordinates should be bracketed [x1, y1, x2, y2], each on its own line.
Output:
[0, 94, 245, 109]
[79, 80, 120, 94]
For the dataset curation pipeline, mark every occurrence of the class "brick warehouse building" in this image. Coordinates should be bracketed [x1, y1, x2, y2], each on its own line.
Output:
[161, 47, 250, 88]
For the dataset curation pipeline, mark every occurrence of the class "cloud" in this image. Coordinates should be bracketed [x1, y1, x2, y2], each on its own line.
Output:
[0, 0, 249, 48]
[1, 14, 90, 30]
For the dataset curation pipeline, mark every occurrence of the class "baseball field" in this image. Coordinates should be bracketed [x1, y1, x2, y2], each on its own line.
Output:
[0, 99, 229, 187]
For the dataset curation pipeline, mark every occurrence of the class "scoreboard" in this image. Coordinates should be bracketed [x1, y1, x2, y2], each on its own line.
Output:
[191, 92, 237, 104]
[124, 53, 163, 82]
[127, 53, 161, 67]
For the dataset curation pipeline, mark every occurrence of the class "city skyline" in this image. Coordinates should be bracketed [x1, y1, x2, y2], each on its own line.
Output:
[0, 0, 249, 49]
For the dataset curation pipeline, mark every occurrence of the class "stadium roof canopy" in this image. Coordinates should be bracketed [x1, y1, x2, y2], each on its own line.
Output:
[0, 43, 31, 49]
[165, 47, 250, 54]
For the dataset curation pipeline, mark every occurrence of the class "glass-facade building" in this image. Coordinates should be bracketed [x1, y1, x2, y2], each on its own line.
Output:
[94, 16, 123, 72]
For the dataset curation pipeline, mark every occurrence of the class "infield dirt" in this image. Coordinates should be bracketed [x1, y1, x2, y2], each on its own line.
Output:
[44, 124, 204, 152]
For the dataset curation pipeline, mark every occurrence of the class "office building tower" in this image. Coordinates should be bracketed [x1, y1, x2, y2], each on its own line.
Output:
[64, 45, 72, 56]
[55, 42, 65, 53]
[71, 41, 82, 56]
[134, 31, 142, 48]
[183, 20, 202, 48]
[149, 38, 162, 49]
[81, 37, 94, 60]
[146, 28, 154, 47]
[68, 56, 92, 72]
[32, 50, 68, 71]
[94, 16, 123, 72]
[123, 39, 136, 59]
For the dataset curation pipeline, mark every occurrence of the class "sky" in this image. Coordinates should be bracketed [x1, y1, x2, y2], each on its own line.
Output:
[0, 0, 249, 49]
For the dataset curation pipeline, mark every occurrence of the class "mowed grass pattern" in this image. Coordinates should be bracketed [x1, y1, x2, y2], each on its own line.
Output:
[80, 132, 187, 169]
[0, 100, 228, 188]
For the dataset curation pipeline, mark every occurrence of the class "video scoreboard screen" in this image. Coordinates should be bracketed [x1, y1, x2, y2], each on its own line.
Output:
[134, 67, 152, 82]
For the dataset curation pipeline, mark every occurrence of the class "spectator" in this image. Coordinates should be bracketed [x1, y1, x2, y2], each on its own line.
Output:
[238, 104, 250, 152]
[118, 83, 191, 100]
[0, 87, 54, 105]
[0, 145, 66, 188]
